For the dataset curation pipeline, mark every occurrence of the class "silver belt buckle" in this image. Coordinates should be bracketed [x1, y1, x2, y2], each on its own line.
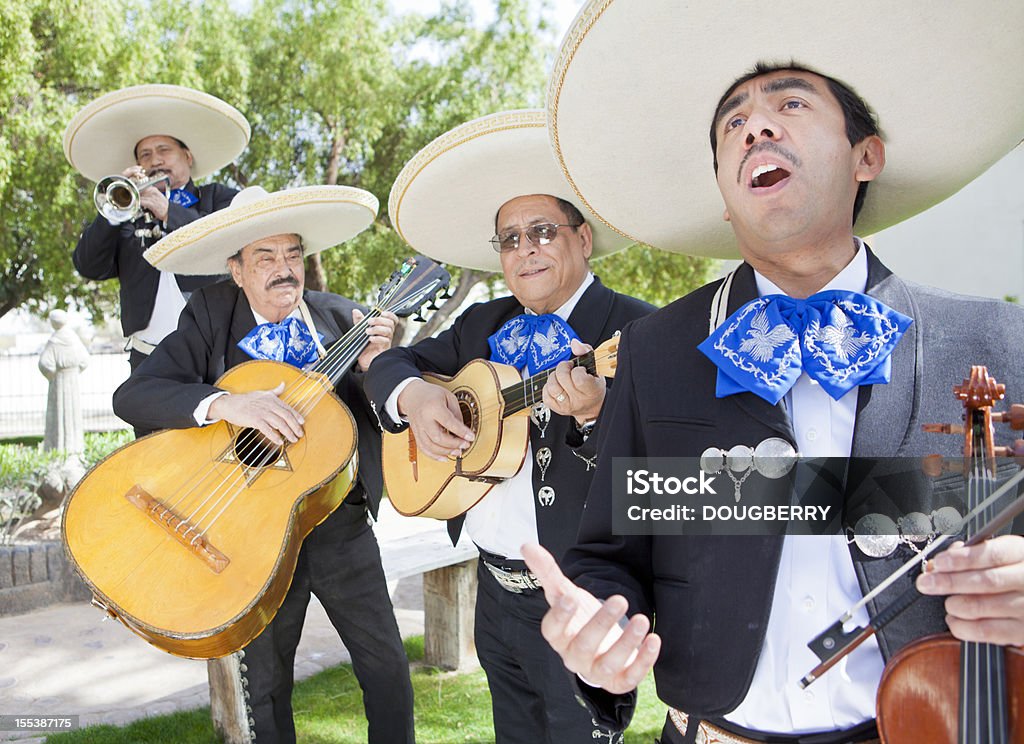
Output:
[484, 562, 542, 593]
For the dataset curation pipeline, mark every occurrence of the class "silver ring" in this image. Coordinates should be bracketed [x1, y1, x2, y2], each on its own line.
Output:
[555, 393, 566, 403]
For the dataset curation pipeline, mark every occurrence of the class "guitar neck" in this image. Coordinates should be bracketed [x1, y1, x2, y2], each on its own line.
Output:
[308, 309, 376, 386]
[499, 351, 597, 417]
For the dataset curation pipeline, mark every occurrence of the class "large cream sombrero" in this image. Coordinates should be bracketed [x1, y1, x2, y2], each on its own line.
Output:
[144, 185, 379, 275]
[64, 84, 251, 181]
[389, 109, 633, 272]
[549, 0, 1024, 258]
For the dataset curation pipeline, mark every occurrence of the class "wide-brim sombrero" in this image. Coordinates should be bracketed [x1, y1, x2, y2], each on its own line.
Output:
[389, 109, 634, 272]
[144, 185, 379, 275]
[64, 84, 251, 181]
[549, 0, 1024, 258]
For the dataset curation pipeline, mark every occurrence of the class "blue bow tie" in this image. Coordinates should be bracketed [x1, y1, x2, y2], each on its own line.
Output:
[488, 313, 580, 376]
[169, 188, 198, 209]
[238, 317, 322, 368]
[697, 290, 912, 405]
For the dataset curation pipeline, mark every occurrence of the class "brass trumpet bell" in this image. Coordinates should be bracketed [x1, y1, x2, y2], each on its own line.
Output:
[93, 173, 170, 223]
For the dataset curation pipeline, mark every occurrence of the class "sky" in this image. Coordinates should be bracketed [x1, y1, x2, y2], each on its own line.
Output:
[390, 0, 583, 40]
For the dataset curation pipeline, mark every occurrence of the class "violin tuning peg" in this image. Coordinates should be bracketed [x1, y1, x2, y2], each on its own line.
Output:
[921, 454, 964, 477]
[992, 404, 1024, 430]
[993, 439, 1024, 459]
[921, 423, 964, 435]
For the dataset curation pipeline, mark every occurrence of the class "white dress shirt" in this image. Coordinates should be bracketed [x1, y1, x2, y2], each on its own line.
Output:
[385, 273, 595, 560]
[724, 242, 886, 733]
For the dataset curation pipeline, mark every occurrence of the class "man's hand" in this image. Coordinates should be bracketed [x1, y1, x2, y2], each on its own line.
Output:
[208, 382, 305, 445]
[396, 379, 475, 461]
[522, 543, 661, 694]
[355, 309, 398, 372]
[542, 339, 606, 425]
[138, 185, 170, 222]
[917, 534, 1024, 646]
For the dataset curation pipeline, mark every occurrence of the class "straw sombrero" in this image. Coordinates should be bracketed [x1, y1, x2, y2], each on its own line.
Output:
[549, 0, 1024, 258]
[64, 84, 251, 181]
[144, 185, 379, 275]
[389, 109, 633, 272]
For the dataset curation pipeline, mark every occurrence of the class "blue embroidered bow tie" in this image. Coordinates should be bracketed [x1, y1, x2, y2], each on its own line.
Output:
[168, 188, 198, 209]
[488, 314, 580, 376]
[697, 290, 913, 405]
[238, 317, 322, 369]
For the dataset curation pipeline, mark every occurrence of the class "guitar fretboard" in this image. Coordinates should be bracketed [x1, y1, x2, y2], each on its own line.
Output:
[498, 352, 598, 417]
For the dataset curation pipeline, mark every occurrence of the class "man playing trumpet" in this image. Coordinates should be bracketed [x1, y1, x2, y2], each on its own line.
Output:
[65, 85, 250, 370]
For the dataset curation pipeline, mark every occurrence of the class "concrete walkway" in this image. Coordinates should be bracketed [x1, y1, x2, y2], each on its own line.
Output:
[0, 502, 452, 743]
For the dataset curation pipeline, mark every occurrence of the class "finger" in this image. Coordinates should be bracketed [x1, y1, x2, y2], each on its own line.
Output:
[594, 612, 651, 676]
[564, 595, 629, 664]
[944, 590, 1024, 622]
[611, 632, 662, 694]
[441, 395, 474, 442]
[928, 535, 1024, 573]
[570, 339, 593, 356]
[522, 542, 578, 604]
[945, 615, 1024, 646]
[351, 308, 365, 324]
[918, 557, 1024, 597]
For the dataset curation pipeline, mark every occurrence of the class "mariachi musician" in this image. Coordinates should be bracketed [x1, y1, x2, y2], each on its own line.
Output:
[365, 110, 654, 743]
[65, 84, 248, 370]
[522, 2, 1024, 744]
[112, 185, 413, 744]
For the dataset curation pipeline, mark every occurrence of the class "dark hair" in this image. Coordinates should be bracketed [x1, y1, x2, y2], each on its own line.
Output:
[709, 61, 880, 225]
[133, 136, 191, 161]
[493, 195, 587, 232]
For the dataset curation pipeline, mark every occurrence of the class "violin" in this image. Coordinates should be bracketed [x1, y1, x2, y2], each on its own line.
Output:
[876, 367, 1023, 743]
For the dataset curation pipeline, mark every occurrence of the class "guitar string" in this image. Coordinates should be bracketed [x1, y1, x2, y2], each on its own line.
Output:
[159, 272, 422, 539]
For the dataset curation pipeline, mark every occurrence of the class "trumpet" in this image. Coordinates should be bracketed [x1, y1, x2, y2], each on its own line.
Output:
[93, 173, 171, 223]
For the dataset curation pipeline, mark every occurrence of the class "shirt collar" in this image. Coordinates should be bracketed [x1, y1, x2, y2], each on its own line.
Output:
[754, 238, 868, 298]
[524, 272, 594, 320]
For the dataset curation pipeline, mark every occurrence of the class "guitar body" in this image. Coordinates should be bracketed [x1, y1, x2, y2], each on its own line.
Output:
[62, 360, 357, 659]
[383, 359, 529, 519]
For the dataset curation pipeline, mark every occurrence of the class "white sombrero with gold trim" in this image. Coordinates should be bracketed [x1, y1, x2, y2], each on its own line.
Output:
[549, 0, 1024, 258]
[389, 109, 633, 272]
[64, 84, 251, 181]
[144, 185, 378, 275]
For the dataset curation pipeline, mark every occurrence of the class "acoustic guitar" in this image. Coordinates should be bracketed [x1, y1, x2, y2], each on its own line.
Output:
[383, 334, 620, 519]
[62, 257, 450, 659]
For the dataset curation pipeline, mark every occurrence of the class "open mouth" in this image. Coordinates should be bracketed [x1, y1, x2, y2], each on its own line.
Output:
[750, 163, 790, 189]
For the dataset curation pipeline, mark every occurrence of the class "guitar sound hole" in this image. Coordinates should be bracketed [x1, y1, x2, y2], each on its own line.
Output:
[455, 391, 479, 433]
[234, 428, 284, 468]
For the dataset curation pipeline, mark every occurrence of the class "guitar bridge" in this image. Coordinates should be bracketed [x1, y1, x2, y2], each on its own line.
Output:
[125, 485, 230, 574]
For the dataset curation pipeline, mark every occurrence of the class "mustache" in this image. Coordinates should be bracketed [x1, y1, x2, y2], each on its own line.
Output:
[737, 141, 801, 184]
[267, 275, 300, 289]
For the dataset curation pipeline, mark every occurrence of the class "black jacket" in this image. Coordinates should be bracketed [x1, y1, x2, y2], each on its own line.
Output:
[73, 180, 237, 336]
[364, 276, 655, 561]
[565, 249, 1024, 726]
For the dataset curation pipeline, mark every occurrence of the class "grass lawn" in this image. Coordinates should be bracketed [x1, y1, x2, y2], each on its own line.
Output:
[45, 637, 667, 743]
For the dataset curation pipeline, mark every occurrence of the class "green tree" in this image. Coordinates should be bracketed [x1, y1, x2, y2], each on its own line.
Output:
[0, 0, 248, 323]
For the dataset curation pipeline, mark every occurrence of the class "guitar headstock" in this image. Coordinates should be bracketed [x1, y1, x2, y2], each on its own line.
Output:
[377, 256, 452, 320]
[591, 333, 620, 378]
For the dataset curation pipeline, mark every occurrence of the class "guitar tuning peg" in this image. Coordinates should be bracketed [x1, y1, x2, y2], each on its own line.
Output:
[440, 290, 453, 300]
[413, 312, 426, 322]
[427, 301, 438, 311]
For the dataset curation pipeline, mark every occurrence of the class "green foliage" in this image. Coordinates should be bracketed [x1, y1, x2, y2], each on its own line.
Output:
[46, 635, 668, 743]
[0, 429, 131, 492]
[595, 245, 719, 308]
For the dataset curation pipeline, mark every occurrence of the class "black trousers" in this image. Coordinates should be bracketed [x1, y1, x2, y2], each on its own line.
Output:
[474, 560, 623, 744]
[239, 499, 415, 743]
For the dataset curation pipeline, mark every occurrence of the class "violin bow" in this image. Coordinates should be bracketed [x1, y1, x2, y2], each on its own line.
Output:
[799, 470, 1024, 689]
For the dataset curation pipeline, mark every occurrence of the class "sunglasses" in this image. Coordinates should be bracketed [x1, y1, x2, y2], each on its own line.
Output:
[489, 222, 581, 253]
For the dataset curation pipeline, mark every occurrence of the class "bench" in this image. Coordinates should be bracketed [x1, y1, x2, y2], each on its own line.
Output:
[209, 523, 478, 743]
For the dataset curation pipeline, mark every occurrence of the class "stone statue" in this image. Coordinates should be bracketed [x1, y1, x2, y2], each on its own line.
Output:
[38, 310, 90, 455]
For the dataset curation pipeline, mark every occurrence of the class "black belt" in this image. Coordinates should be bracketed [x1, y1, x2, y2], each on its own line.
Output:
[477, 548, 542, 593]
